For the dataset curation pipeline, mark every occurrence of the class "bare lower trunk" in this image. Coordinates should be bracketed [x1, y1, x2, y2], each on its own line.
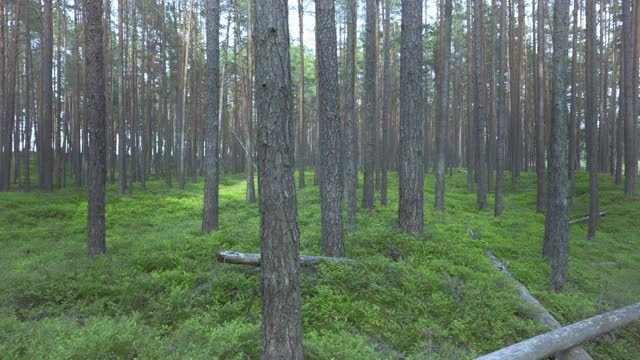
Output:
[202, 0, 220, 235]
[544, 0, 570, 293]
[85, 0, 107, 256]
[398, 0, 424, 234]
[254, 0, 303, 357]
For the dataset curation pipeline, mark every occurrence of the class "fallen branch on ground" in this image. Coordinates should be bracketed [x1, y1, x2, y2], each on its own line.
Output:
[590, 262, 618, 267]
[569, 211, 607, 225]
[484, 249, 592, 360]
[216, 250, 355, 266]
[475, 302, 640, 360]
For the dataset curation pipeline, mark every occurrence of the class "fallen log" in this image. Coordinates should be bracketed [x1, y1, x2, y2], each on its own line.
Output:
[475, 302, 640, 360]
[569, 211, 607, 225]
[484, 250, 592, 360]
[216, 250, 355, 266]
[590, 262, 618, 267]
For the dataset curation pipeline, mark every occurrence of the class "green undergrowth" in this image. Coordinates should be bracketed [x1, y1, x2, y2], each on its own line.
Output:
[0, 170, 638, 359]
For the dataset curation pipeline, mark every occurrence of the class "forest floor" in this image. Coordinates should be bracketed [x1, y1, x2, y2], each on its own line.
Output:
[1, 170, 639, 359]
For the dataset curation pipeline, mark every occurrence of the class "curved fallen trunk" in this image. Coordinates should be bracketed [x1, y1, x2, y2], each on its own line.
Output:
[475, 302, 640, 360]
[216, 250, 354, 266]
[484, 249, 592, 360]
[569, 211, 607, 225]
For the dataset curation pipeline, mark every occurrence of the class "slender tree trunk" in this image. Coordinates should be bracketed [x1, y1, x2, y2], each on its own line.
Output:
[363, 0, 377, 210]
[23, 3, 32, 192]
[399, 0, 424, 234]
[615, 43, 624, 186]
[2, 0, 21, 191]
[178, 3, 193, 190]
[474, 0, 488, 210]
[129, 0, 138, 193]
[545, 0, 570, 292]
[54, 0, 62, 189]
[586, 0, 599, 239]
[535, 0, 545, 213]
[140, 0, 148, 190]
[317, 0, 344, 257]
[569, 0, 579, 200]
[623, 0, 639, 196]
[343, 0, 358, 232]
[117, 0, 127, 194]
[435, 0, 453, 211]
[161, 0, 171, 188]
[297, 0, 306, 189]
[104, 0, 114, 185]
[380, 0, 390, 206]
[466, 0, 474, 193]
[85, 0, 106, 256]
[202, 0, 220, 235]
[0, 1, 4, 192]
[42, 0, 54, 191]
[246, 0, 256, 203]
[254, 0, 303, 357]
[495, 0, 508, 217]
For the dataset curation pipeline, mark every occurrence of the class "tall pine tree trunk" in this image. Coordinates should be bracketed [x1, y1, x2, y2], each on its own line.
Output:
[297, 0, 306, 189]
[380, 0, 390, 206]
[118, 0, 127, 195]
[42, 0, 54, 191]
[545, 0, 570, 292]
[85, 0, 107, 256]
[535, 0, 545, 213]
[254, 0, 303, 357]
[435, 0, 453, 211]
[495, 0, 508, 217]
[474, 0, 488, 210]
[363, 0, 377, 210]
[202, 0, 220, 235]
[317, 0, 344, 257]
[398, 0, 424, 233]
[622, 0, 637, 196]
[343, 0, 358, 232]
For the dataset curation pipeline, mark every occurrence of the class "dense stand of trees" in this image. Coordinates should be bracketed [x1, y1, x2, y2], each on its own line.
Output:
[1, 0, 639, 356]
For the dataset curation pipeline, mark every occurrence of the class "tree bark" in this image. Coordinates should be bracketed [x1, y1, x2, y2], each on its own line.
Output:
[343, 0, 358, 232]
[380, 0, 390, 206]
[435, 0, 452, 211]
[316, 0, 344, 257]
[85, 0, 106, 256]
[118, 0, 127, 195]
[569, 0, 580, 200]
[362, 0, 377, 210]
[0, 1, 5, 192]
[202, 0, 221, 235]
[535, 0, 545, 213]
[622, 0, 637, 196]
[544, 0, 570, 292]
[585, 0, 599, 240]
[495, 0, 508, 217]
[473, 0, 488, 210]
[297, 0, 306, 190]
[399, 0, 424, 234]
[42, 0, 54, 191]
[466, 0, 474, 193]
[254, 0, 304, 357]
[23, 2, 32, 192]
